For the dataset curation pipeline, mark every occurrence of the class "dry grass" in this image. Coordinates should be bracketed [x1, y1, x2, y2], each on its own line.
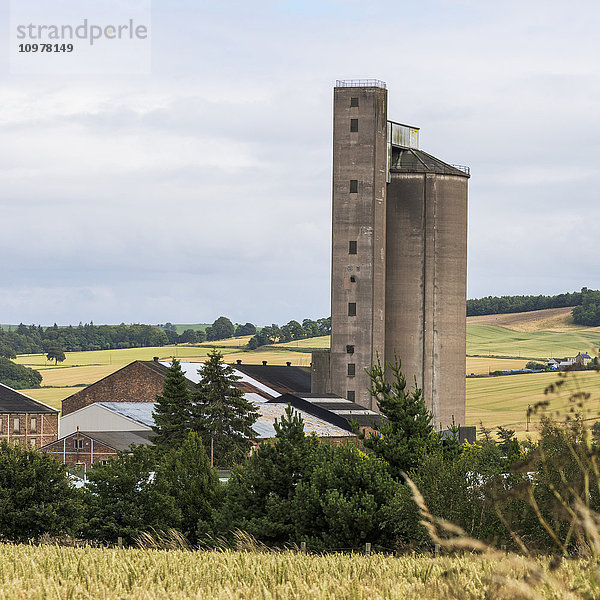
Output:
[0, 543, 595, 599]
[466, 357, 528, 375]
[467, 307, 577, 332]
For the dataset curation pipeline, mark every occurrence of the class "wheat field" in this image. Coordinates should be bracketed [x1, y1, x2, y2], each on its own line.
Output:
[0, 543, 596, 600]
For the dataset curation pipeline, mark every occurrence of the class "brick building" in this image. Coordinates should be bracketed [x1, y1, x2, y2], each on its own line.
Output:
[42, 430, 152, 468]
[61, 360, 175, 415]
[0, 383, 59, 449]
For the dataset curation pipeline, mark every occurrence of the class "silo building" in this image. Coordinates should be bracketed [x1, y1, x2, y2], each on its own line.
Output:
[311, 79, 470, 430]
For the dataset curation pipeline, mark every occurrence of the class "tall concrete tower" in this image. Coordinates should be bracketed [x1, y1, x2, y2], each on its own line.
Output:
[312, 79, 469, 430]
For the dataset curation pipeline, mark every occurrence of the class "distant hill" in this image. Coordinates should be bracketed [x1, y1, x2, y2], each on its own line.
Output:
[466, 307, 576, 332]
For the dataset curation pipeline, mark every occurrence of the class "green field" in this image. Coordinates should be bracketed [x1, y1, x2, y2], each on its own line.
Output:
[0, 543, 594, 600]
[467, 370, 600, 438]
[466, 323, 600, 359]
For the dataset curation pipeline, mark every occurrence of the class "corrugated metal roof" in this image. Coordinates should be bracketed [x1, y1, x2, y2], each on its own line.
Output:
[0, 383, 59, 414]
[97, 402, 156, 427]
[160, 361, 280, 399]
[253, 404, 354, 439]
[95, 401, 353, 440]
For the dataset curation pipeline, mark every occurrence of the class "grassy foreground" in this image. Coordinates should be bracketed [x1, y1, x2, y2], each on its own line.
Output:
[0, 544, 596, 600]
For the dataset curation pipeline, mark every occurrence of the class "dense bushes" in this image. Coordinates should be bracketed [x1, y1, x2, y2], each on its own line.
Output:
[0, 357, 42, 389]
[572, 289, 600, 326]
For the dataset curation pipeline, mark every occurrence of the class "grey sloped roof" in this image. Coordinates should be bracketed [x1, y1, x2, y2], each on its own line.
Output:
[233, 365, 311, 395]
[0, 383, 59, 414]
[95, 401, 353, 440]
[269, 393, 383, 430]
[97, 402, 156, 427]
[81, 430, 153, 450]
[390, 148, 469, 177]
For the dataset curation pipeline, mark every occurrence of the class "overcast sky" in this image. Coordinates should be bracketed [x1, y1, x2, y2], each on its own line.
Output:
[1, 0, 599, 326]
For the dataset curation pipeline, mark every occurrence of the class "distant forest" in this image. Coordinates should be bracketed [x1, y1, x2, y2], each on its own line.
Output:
[468, 289, 583, 316]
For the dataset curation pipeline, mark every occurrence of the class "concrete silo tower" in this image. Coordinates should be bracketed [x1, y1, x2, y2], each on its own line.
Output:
[311, 79, 469, 430]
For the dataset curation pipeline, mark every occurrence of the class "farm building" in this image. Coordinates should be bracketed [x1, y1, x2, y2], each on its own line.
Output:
[61, 359, 173, 415]
[53, 359, 361, 466]
[0, 383, 59, 449]
[50, 400, 355, 467]
[42, 430, 152, 469]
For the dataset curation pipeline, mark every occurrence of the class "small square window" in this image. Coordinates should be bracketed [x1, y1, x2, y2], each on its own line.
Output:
[75, 438, 83, 449]
[348, 302, 356, 316]
[346, 345, 355, 354]
[349, 180, 358, 193]
[347, 391, 356, 402]
[349, 241, 357, 255]
[350, 97, 359, 107]
[348, 363, 356, 376]
[350, 276, 356, 283]
[350, 119, 358, 132]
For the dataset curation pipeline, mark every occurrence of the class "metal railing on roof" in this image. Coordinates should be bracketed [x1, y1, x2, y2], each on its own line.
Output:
[451, 164, 470, 175]
[335, 79, 387, 89]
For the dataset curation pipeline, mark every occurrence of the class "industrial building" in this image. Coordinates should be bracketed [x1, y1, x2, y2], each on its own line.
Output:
[312, 79, 469, 430]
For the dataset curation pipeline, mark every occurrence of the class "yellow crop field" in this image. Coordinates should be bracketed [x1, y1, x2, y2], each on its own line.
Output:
[0, 544, 595, 600]
[465, 357, 528, 375]
[18, 387, 74, 411]
[14, 345, 241, 369]
[220, 350, 312, 366]
[36, 364, 121, 387]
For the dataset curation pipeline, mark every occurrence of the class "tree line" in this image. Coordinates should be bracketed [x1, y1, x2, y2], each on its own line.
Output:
[466, 289, 588, 317]
[1, 352, 597, 555]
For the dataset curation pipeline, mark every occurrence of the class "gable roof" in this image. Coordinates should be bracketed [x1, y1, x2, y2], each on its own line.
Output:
[268, 393, 383, 431]
[233, 365, 311, 395]
[0, 383, 59, 414]
[81, 430, 153, 450]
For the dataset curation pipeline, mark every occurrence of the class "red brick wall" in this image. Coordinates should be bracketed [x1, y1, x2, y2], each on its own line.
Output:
[42, 433, 119, 468]
[62, 361, 167, 415]
[0, 412, 59, 449]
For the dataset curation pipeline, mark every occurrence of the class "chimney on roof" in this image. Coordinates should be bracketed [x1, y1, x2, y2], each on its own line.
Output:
[262, 361, 267, 366]
[236, 359, 242, 365]
[286, 362, 291, 367]
[153, 356, 159, 362]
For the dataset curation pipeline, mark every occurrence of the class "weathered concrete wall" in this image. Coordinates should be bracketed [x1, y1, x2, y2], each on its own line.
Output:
[385, 173, 467, 428]
[329, 85, 387, 409]
[311, 350, 331, 394]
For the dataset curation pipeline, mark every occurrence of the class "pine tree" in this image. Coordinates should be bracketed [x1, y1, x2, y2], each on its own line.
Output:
[212, 404, 320, 544]
[363, 353, 437, 477]
[151, 358, 192, 452]
[154, 431, 221, 545]
[192, 350, 259, 468]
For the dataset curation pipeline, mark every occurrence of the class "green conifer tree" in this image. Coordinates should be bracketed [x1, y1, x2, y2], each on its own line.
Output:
[363, 353, 437, 477]
[151, 358, 192, 452]
[212, 404, 319, 544]
[154, 431, 221, 545]
[192, 350, 259, 468]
